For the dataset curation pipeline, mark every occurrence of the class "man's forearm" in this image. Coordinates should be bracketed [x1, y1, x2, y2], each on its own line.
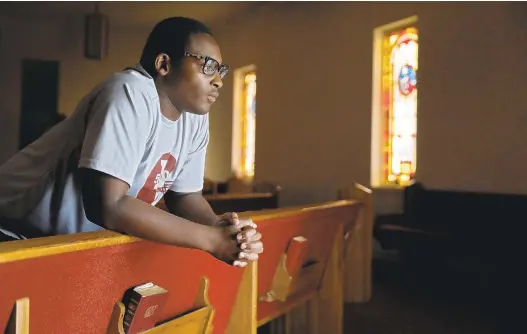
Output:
[103, 195, 216, 252]
[164, 191, 219, 226]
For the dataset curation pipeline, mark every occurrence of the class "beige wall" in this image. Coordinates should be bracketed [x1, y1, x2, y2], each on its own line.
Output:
[209, 2, 527, 208]
[1, 2, 526, 212]
[0, 16, 148, 163]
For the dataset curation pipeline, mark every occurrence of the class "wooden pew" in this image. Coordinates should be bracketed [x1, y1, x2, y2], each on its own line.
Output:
[249, 199, 364, 334]
[338, 184, 374, 304]
[0, 196, 370, 334]
[157, 192, 279, 216]
[0, 233, 256, 334]
[204, 192, 279, 214]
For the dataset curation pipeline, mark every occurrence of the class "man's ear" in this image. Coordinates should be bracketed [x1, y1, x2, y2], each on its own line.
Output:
[154, 53, 171, 76]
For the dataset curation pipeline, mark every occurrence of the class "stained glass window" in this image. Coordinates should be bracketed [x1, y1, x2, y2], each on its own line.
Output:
[240, 72, 256, 178]
[382, 26, 418, 186]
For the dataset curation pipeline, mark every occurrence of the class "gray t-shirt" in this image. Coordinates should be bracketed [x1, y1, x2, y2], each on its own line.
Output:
[0, 64, 208, 237]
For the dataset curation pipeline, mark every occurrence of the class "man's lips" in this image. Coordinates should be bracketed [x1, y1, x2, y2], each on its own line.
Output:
[207, 92, 219, 103]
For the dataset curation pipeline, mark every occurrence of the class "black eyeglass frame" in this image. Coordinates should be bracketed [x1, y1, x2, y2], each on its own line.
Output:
[184, 52, 229, 79]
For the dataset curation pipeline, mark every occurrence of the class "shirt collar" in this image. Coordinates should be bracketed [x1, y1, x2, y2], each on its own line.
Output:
[133, 63, 153, 80]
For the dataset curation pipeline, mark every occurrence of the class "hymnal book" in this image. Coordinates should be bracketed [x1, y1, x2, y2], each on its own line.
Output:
[122, 282, 169, 333]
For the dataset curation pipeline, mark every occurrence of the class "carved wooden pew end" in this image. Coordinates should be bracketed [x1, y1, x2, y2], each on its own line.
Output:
[344, 183, 374, 304]
[4, 297, 30, 334]
[106, 277, 214, 334]
[266, 224, 345, 334]
[259, 236, 321, 303]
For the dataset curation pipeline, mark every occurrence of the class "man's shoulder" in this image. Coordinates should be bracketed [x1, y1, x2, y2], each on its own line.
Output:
[98, 66, 158, 103]
[183, 113, 209, 133]
[77, 66, 159, 127]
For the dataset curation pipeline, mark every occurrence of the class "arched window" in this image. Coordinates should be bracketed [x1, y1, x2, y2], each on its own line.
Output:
[232, 66, 257, 180]
[383, 26, 418, 185]
[241, 72, 257, 178]
[372, 18, 418, 187]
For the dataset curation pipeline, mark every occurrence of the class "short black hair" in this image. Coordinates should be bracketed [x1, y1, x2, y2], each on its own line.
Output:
[139, 17, 212, 78]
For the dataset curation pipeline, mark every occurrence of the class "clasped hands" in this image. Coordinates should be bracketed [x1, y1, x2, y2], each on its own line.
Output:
[213, 212, 263, 268]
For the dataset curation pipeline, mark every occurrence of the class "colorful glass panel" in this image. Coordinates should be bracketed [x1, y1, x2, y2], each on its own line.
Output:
[241, 72, 256, 178]
[382, 27, 418, 185]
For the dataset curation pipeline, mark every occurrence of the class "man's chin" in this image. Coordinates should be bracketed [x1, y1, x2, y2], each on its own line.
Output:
[185, 107, 210, 116]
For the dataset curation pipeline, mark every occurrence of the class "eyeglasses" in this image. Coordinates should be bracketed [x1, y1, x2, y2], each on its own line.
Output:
[184, 52, 229, 79]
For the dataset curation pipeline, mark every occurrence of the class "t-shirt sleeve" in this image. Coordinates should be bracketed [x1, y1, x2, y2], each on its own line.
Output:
[78, 82, 152, 187]
[169, 115, 209, 193]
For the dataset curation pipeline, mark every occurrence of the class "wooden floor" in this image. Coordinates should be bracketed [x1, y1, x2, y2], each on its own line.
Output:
[343, 256, 493, 334]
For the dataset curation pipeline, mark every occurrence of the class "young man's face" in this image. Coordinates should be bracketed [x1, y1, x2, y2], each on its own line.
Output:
[160, 33, 226, 115]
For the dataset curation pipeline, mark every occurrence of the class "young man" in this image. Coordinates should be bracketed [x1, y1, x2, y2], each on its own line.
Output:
[0, 17, 262, 267]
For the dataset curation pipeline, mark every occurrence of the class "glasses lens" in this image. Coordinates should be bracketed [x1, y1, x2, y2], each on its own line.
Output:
[219, 65, 229, 79]
[203, 58, 219, 75]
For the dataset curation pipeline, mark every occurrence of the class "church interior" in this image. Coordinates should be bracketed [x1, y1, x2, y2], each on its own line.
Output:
[0, 1, 525, 333]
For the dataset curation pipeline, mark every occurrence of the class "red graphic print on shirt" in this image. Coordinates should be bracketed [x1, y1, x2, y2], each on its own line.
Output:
[137, 153, 177, 205]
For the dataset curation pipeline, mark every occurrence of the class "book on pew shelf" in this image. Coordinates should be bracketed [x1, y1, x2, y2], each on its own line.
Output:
[122, 282, 169, 334]
[285, 236, 309, 277]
